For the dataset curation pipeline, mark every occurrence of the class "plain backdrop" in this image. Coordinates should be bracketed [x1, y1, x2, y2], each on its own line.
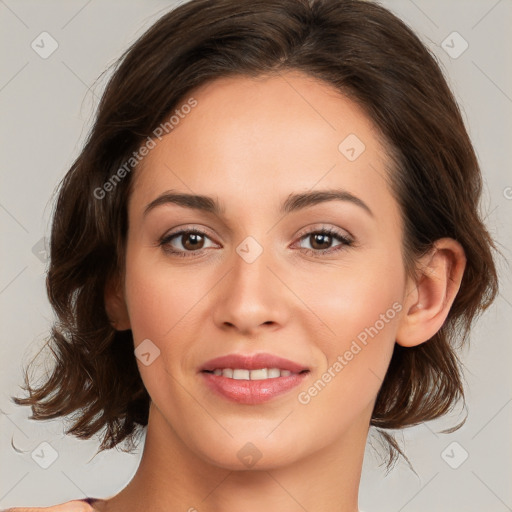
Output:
[1, 1, 511, 511]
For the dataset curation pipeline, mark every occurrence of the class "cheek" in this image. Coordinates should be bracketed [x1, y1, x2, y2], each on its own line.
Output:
[124, 245, 201, 340]
[304, 245, 405, 350]
[123, 247, 221, 381]
[296, 250, 404, 416]
[296, 300, 399, 446]
[123, 251, 197, 410]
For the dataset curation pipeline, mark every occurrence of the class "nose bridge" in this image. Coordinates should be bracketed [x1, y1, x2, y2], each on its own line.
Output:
[213, 236, 286, 334]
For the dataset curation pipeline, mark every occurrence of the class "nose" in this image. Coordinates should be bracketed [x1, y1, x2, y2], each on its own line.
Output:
[212, 242, 289, 336]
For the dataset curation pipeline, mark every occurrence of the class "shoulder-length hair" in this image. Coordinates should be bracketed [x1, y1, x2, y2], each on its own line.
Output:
[13, 0, 498, 467]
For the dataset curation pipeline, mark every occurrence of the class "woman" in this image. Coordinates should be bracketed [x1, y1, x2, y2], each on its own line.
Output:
[5, 0, 498, 510]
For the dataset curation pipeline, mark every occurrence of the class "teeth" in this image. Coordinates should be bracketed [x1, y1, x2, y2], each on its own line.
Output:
[232, 369, 250, 380]
[249, 368, 268, 380]
[210, 368, 297, 380]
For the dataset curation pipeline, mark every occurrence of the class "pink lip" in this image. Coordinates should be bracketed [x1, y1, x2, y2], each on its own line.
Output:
[199, 353, 310, 405]
[200, 353, 309, 373]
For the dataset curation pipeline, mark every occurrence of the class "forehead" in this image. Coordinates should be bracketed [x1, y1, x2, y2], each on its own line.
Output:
[129, 71, 396, 221]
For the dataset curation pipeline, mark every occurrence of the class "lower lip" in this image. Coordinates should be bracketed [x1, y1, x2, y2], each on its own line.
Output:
[200, 371, 309, 404]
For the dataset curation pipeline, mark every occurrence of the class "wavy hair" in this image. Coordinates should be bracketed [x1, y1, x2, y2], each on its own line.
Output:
[13, 0, 499, 468]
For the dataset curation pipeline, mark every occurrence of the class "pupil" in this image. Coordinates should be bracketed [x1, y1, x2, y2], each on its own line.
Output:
[312, 233, 331, 250]
[184, 233, 203, 250]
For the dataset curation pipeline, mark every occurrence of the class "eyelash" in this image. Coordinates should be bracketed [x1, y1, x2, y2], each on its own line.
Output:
[158, 226, 353, 258]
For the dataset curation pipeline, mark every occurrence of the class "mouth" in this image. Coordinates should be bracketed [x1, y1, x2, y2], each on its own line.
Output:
[199, 353, 310, 404]
[202, 367, 309, 380]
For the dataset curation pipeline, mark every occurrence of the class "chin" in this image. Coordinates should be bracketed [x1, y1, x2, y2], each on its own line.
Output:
[190, 431, 311, 471]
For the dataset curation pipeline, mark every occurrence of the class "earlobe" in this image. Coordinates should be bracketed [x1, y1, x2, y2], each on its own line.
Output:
[104, 273, 131, 331]
[396, 238, 466, 348]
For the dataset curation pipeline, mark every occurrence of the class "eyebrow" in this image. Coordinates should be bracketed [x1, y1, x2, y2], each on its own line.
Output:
[143, 188, 374, 218]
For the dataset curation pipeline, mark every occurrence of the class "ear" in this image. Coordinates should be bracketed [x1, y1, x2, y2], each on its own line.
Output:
[104, 272, 131, 331]
[396, 238, 466, 347]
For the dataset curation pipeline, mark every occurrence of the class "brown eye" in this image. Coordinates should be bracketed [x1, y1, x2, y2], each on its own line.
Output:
[308, 233, 333, 251]
[159, 228, 217, 257]
[297, 228, 353, 256]
[181, 232, 205, 250]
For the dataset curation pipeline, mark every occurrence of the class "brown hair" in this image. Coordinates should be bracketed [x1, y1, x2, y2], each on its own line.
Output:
[13, 0, 498, 467]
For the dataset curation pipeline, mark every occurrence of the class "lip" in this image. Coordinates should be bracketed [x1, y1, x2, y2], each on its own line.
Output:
[200, 353, 309, 373]
[199, 353, 310, 405]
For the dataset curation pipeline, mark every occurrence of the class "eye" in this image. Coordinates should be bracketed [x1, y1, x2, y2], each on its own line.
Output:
[159, 228, 218, 257]
[158, 225, 353, 258]
[295, 227, 353, 256]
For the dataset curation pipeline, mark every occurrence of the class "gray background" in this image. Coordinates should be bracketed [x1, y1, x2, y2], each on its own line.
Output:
[1, 1, 511, 510]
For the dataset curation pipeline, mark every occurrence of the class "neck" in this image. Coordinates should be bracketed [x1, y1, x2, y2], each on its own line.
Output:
[101, 403, 367, 512]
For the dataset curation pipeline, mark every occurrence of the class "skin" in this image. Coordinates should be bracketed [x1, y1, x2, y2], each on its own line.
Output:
[97, 70, 466, 512]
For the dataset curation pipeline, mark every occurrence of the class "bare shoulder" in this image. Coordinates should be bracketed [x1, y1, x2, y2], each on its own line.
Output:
[2, 499, 95, 511]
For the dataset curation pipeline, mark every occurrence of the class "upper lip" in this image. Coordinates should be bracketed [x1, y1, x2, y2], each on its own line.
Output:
[200, 353, 309, 373]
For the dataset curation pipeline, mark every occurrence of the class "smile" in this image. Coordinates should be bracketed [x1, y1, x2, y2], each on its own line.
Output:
[203, 368, 305, 380]
[201, 369, 310, 404]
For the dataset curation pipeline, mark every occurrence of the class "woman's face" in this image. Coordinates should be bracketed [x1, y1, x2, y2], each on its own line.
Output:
[122, 71, 409, 469]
